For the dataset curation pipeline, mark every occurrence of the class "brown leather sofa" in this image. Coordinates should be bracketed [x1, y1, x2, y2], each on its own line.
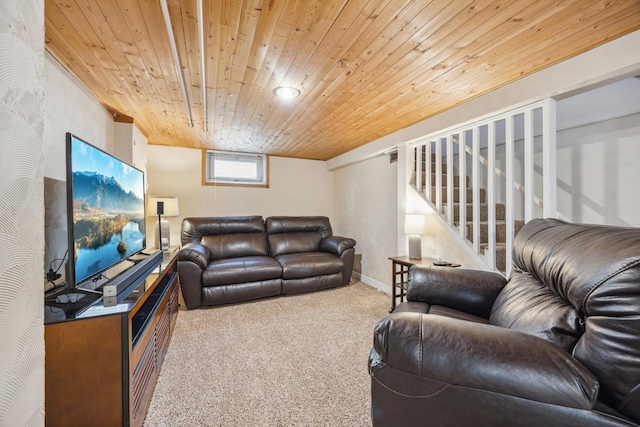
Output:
[178, 216, 356, 309]
[369, 218, 640, 426]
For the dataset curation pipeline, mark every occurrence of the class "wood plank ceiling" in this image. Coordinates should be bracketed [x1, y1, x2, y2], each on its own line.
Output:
[45, 0, 640, 161]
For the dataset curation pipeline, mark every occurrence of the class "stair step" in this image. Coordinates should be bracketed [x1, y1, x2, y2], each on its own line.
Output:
[421, 161, 443, 170]
[418, 153, 438, 163]
[431, 187, 486, 204]
[445, 203, 506, 222]
[461, 220, 525, 244]
[421, 164, 458, 177]
[481, 243, 507, 273]
[422, 173, 469, 187]
[413, 157, 514, 275]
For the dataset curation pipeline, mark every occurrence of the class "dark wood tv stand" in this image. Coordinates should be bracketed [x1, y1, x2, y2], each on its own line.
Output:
[44, 252, 179, 427]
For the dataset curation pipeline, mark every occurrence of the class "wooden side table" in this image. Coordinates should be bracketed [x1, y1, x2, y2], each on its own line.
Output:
[388, 256, 460, 312]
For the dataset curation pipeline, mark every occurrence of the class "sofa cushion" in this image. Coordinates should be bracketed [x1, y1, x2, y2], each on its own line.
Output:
[281, 273, 342, 294]
[202, 256, 282, 287]
[182, 216, 265, 244]
[274, 252, 343, 279]
[265, 216, 332, 237]
[202, 279, 282, 306]
[268, 232, 323, 256]
[182, 216, 269, 259]
[266, 216, 332, 256]
[489, 271, 583, 352]
[202, 233, 269, 259]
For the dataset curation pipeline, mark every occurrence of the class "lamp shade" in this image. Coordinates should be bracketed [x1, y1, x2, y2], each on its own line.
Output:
[404, 214, 426, 235]
[147, 196, 179, 217]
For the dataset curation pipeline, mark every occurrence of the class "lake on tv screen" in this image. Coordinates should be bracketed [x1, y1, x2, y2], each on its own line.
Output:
[70, 149, 145, 282]
[75, 221, 145, 282]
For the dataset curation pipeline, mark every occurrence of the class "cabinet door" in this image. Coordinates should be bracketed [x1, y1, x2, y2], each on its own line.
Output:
[131, 331, 156, 427]
[45, 315, 124, 427]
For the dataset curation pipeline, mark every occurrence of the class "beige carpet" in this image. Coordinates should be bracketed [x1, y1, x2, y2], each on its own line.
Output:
[144, 282, 389, 427]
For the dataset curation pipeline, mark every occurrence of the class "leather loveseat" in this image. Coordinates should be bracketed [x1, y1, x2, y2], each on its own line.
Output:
[369, 218, 640, 426]
[177, 216, 356, 309]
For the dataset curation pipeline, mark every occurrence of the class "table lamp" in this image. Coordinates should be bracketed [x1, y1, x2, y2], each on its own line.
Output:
[147, 196, 179, 250]
[405, 214, 426, 259]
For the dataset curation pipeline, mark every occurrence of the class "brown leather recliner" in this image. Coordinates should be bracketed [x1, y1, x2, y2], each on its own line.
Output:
[369, 218, 640, 426]
[178, 215, 356, 309]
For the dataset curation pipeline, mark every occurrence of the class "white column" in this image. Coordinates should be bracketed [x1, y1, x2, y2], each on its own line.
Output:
[446, 135, 454, 225]
[524, 108, 534, 221]
[542, 98, 557, 218]
[397, 142, 412, 255]
[458, 132, 467, 239]
[435, 138, 443, 213]
[505, 116, 515, 277]
[487, 122, 496, 270]
[472, 127, 480, 253]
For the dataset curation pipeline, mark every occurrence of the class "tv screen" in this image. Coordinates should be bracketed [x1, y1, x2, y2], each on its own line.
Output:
[66, 133, 146, 287]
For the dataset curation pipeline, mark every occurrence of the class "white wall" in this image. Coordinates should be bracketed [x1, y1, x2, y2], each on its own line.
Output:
[43, 51, 115, 181]
[43, 52, 118, 275]
[554, 78, 640, 226]
[0, 0, 45, 424]
[146, 145, 334, 247]
[332, 150, 486, 294]
[114, 121, 148, 174]
[556, 112, 640, 226]
[332, 154, 397, 290]
[407, 192, 486, 271]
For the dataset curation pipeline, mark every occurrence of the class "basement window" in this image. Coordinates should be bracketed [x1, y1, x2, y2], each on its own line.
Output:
[203, 150, 269, 187]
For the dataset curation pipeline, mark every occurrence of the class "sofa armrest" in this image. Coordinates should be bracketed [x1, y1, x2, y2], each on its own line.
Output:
[178, 242, 210, 269]
[320, 235, 356, 257]
[373, 313, 599, 409]
[407, 266, 507, 319]
[177, 242, 210, 309]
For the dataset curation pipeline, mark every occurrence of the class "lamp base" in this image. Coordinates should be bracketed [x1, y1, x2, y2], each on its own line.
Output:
[154, 219, 171, 250]
[408, 234, 422, 259]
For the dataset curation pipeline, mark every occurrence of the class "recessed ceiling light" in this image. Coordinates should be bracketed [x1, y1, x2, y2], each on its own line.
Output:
[273, 86, 301, 99]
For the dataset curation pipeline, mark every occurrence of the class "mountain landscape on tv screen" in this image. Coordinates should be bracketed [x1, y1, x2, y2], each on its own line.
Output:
[73, 171, 143, 212]
[72, 171, 144, 255]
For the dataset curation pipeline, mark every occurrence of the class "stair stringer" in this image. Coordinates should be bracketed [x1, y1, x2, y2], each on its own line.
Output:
[411, 184, 502, 275]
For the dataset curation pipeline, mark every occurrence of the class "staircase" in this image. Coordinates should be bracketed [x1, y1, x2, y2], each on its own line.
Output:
[403, 98, 558, 276]
[418, 156, 524, 274]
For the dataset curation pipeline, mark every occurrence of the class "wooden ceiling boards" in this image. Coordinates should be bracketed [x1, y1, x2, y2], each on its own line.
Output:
[45, 0, 640, 160]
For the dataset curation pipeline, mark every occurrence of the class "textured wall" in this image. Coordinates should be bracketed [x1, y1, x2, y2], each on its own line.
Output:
[43, 51, 115, 181]
[0, 0, 45, 425]
[332, 154, 397, 290]
[43, 51, 119, 281]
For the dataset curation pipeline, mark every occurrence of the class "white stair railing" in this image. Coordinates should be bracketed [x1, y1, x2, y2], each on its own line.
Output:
[409, 99, 558, 276]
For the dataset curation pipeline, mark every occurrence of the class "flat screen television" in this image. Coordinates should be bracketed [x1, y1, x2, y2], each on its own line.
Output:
[65, 133, 146, 289]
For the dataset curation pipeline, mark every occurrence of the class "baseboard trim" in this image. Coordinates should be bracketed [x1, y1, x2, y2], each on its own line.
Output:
[352, 272, 391, 295]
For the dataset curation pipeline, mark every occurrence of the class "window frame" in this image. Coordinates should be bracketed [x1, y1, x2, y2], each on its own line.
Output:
[202, 149, 269, 188]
